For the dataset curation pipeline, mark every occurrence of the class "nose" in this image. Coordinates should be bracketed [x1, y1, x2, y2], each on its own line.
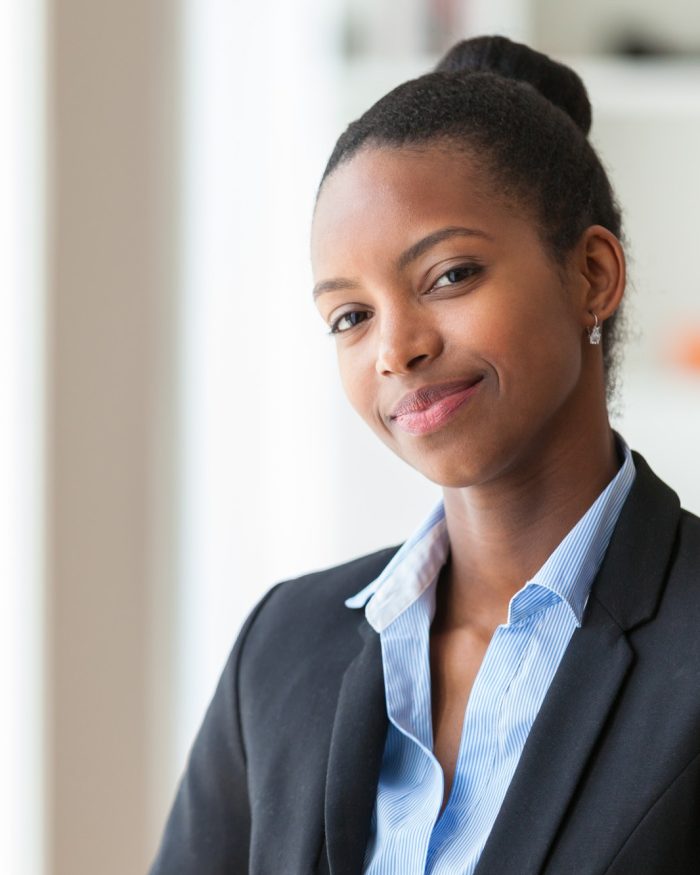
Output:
[375, 307, 443, 376]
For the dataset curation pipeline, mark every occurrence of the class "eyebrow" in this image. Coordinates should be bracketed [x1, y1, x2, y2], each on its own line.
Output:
[312, 277, 362, 300]
[312, 225, 492, 300]
[396, 226, 492, 271]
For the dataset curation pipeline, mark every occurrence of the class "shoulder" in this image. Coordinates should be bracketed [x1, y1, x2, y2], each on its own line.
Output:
[235, 544, 399, 676]
[258, 545, 399, 624]
[663, 507, 700, 611]
[228, 546, 397, 766]
[674, 507, 700, 573]
[620, 452, 700, 594]
[679, 506, 700, 536]
[149, 548, 402, 875]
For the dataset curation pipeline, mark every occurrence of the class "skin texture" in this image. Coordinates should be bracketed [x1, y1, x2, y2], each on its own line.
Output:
[311, 143, 626, 810]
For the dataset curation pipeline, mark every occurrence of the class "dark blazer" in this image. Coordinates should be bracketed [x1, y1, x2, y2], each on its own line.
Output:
[151, 453, 700, 874]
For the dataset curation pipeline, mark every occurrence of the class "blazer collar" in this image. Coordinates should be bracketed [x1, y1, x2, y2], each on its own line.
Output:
[474, 451, 681, 875]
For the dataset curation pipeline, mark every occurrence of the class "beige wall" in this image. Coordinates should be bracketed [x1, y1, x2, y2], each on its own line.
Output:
[45, 2, 180, 872]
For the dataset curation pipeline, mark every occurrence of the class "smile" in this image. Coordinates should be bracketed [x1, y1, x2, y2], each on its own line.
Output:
[390, 377, 483, 436]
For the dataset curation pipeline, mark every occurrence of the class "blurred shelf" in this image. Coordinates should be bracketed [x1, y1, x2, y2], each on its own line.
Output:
[569, 56, 700, 116]
[339, 54, 700, 123]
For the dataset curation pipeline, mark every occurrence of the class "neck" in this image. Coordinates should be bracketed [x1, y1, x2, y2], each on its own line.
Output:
[439, 413, 619, 632]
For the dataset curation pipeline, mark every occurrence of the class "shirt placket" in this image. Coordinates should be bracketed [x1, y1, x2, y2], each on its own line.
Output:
[427, 612, 542, 874]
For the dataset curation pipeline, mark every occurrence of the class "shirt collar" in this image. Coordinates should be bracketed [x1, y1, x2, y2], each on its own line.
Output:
[344, 500, 448, 632]
[508, 439, 636, 626]
[346, 436, 636, 633]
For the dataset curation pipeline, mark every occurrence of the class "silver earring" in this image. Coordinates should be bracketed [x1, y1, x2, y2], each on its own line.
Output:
[588, 313, 602, 345]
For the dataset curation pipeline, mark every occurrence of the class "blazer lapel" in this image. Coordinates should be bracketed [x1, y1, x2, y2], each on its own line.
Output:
[324, 617, 387, 875]
[474, 603, 633, 875]
[475, 452, 681, 875]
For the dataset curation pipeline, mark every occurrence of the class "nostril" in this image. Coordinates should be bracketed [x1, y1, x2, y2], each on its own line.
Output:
[408, 353, 431, 369]
[375, 322, 443, 376]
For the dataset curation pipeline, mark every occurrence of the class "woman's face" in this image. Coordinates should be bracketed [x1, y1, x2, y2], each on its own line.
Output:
[311, 145, 596, 489]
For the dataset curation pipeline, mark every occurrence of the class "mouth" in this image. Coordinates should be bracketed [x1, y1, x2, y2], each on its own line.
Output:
[389, 377, 484, 436]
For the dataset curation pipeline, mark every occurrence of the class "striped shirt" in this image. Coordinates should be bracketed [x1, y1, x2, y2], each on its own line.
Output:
[345, 441, 636, 874]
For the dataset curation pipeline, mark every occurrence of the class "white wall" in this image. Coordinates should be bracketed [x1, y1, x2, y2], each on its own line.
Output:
[0, 2, 44, 873]
[177, 0, 347, 781]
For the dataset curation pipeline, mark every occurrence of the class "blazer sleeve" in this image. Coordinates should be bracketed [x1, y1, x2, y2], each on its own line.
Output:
[149, 584, 282, 875]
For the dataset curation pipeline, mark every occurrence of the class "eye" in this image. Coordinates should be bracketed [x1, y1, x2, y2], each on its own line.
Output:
[431, 263, 482, 290]
[329, 309, 371, 335]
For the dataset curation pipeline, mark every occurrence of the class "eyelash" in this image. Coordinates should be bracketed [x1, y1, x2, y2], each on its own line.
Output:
[327, 262, 483, 335]
[328, 310, 369, 335]
[431, 263, 482, 289]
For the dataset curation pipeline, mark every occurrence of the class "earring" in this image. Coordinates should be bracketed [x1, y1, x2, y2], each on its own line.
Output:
[588, 313, 602, 345]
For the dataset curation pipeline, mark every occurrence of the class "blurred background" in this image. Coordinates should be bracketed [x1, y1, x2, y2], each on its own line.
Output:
[2, 0, 699, 872]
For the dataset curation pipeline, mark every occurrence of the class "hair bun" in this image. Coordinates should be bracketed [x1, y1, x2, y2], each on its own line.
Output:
[435, 35, 592, 136]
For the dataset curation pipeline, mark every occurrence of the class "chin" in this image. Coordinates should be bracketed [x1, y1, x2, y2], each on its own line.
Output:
[396, 443, 488, 490]
[415, 462, 483, 490]
[393, 425, 525, 490]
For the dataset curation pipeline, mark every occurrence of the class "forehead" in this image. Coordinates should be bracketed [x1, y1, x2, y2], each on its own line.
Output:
[311, 145, 526, 272]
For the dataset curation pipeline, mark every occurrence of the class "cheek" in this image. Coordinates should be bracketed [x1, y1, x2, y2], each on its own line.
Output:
[337, 348, 380, 427]
[488, 303, 583, 419]
[448, 280, 582, 408]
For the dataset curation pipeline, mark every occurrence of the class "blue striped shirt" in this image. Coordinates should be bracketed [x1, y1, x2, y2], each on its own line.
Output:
[345, 441, 636, 874]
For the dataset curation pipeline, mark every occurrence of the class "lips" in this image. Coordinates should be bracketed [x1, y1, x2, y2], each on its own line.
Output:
[390, 377, 483, 436]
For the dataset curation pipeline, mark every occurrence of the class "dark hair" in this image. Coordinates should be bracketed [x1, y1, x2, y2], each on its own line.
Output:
[318, 36, 625, 395]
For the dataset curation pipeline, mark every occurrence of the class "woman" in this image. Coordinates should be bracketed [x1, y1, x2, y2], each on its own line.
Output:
[151, 36, 700, 875]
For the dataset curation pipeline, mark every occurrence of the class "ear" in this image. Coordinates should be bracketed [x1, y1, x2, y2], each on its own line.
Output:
[571, 225, 626, 333]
